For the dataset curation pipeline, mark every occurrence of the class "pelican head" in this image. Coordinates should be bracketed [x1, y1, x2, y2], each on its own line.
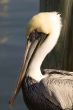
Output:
[9, 12, 62, 106]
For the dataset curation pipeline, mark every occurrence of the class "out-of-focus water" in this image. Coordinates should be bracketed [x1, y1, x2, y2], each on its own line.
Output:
[0, 0, 39, 109]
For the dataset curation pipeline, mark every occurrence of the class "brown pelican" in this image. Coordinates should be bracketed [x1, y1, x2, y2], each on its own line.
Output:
[9, 12, 73, 110]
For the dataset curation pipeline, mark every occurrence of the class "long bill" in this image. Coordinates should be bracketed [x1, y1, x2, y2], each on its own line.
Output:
[9, 38, 41, 107]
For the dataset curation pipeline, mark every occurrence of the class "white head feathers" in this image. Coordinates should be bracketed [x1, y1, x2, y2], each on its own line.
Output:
[26, 12, 62, 81]
[26, 12, 62, 37]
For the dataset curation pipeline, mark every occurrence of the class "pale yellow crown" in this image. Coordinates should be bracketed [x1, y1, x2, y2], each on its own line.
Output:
[26, 12, 62, 37]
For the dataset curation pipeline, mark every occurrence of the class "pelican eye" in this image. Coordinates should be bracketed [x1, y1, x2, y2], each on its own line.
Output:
[28, 29, 48, 42]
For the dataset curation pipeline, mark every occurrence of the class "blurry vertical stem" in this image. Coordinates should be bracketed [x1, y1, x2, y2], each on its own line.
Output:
[63, 0, 72, 37]
[62, 0, 73, 70]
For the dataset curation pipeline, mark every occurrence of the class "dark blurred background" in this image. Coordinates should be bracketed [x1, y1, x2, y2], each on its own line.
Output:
[0, 0, 39, 110]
